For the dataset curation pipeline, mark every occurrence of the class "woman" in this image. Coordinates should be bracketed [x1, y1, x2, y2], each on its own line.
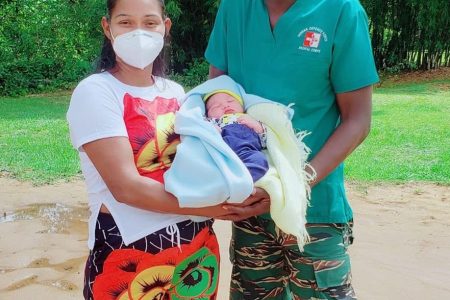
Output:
[67, 0, 269, 299]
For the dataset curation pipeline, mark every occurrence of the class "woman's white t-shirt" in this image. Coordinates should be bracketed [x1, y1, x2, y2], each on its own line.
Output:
[67, 72, 196, 249]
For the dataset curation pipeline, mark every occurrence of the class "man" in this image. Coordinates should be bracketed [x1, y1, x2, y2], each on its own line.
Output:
[205, 0, 379, 299]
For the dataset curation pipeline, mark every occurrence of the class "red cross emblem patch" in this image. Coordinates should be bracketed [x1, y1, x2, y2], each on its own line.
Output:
[303, 31, 322, 48]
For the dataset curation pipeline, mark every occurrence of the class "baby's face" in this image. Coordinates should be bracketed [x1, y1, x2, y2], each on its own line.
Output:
[206, 93, 244, 119]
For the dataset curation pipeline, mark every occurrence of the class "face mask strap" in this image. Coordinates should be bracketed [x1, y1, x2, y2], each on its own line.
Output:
[107, 19, 116, 41]
[109, 28, 116, 41]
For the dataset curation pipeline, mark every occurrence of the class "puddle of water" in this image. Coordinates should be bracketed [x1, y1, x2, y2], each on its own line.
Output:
[4, 275, 38, 291]
[3, 275, 79, 292]
[27, 257, 86, 273]
[0, 203, 88, 234]
[41, 279, 78, 291]
[0, 212, 33, 223]
[0, 268, 15, 274]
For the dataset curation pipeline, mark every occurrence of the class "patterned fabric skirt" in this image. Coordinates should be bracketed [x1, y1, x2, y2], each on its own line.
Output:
[84, 212, 220, 300]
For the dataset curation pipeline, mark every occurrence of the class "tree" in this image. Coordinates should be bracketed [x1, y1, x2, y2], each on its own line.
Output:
[1, 0, 448, 96]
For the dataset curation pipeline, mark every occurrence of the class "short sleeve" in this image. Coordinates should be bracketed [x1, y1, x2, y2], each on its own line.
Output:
[205, 0, 229, 72]
[331, 1, 379, 93]
[67, 79, 128, 151]
[167, 79, 185, 104]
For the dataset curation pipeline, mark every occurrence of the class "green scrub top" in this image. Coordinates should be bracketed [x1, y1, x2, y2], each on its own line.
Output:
[205, 0, 379, 223]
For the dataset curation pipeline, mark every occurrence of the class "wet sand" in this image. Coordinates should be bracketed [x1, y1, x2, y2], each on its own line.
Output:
[0, 178, 449, 299]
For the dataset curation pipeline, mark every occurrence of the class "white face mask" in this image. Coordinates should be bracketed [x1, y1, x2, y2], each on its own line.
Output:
[111, 29, 164, 70]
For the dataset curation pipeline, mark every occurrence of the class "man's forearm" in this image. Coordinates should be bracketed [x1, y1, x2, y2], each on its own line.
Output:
[308, 118, 370, 186]
[209, 65, 226, 79]
[308, 86, 373, 186]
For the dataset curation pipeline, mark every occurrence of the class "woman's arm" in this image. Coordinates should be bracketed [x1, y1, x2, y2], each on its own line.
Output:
[308, 85, 373, 186]
[83, 136, 230, 217]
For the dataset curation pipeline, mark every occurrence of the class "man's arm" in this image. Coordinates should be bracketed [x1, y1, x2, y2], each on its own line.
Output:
[209, 65, 226, 79]
[308, 85, 373, 186]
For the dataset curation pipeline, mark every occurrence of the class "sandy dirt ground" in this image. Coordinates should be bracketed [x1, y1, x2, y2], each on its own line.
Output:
[0, 178, 449, 300]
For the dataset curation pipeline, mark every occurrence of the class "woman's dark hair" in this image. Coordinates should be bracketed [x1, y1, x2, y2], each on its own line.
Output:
[96, 0, 168, 77]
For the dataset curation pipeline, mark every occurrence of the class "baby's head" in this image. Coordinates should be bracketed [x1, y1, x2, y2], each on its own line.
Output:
[204, 90, 244, 119]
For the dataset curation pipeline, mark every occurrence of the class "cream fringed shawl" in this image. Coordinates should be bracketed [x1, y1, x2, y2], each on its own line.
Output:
[248, 103, 315, 251]
[165, 75, 315, 250]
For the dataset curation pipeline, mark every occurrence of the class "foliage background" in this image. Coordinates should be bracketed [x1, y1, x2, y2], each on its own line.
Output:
[361, 0, 450, 72]
[1, 0, 449, 96]
[0, 0, 103, 96]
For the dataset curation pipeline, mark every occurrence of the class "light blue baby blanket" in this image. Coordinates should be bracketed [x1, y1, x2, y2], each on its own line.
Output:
[164, 75, 289, 207]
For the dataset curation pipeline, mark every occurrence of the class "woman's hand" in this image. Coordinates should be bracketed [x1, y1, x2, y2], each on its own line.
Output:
[183, 188, 269, 219]
[184, 203, 232, 219]
[216, 188, 270, 221]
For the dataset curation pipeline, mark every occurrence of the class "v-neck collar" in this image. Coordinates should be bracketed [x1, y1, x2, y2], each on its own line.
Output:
[260, 0, 299, 40]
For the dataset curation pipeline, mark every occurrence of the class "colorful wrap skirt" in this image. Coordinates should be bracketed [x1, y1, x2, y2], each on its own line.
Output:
[84, 213, 220, 300]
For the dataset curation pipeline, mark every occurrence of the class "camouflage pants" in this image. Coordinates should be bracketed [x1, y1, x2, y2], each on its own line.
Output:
[229, 216, 356, 300]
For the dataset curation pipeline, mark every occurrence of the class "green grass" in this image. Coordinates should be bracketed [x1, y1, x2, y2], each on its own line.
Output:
[0, 78, 449, 184]
[0, 94, 80, 184]
[345, 79, 450, 183]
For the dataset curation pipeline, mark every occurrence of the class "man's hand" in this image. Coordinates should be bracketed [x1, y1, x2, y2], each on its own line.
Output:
[216, 188, 270, 221]
[237, 115, 264, 133]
